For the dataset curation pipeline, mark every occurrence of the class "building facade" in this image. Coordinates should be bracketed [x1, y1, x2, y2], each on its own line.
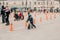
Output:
[0, 0, 59, 10]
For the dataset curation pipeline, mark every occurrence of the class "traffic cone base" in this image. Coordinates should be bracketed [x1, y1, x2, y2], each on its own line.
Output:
[10, 23, 13, 31]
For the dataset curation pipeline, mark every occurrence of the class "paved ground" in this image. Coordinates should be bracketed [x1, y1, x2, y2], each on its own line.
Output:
[0, 12, 60, 40]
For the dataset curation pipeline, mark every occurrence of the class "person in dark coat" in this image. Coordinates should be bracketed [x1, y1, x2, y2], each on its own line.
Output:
[1, 5, 6, 23]
[26, 15, 36, 29]
[14, 10, 20, 21]
[5, 6, 10, 25]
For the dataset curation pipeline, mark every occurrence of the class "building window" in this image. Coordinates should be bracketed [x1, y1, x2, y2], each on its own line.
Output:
[0, 2, 1, 5]
[13, 2, 16, 5]
[34, 7, 37, 11]
[34, 2, 36, 5]
[22, 2, 24, 6]
[6, 2, 8, 5]
[30, 2, 31, 5]
[38, 2, 40, 5]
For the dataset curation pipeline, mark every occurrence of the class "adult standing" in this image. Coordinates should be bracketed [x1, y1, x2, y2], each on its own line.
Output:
[5, 6, 10, 25]
[1, 4, 6, 23]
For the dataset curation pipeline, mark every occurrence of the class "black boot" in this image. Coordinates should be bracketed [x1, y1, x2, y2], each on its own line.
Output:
[6, 23, 10, 26]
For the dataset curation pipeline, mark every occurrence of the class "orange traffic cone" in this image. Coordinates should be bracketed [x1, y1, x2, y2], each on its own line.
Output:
[10, 23, 13, 31]
[50, 14, 52, 20]
[46, 14, 48, 21]
[34, 18, 36, 24]
[40, 17, 42, 23]
[25, 22, 28, 29]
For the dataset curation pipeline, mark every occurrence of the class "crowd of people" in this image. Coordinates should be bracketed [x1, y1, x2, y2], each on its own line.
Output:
[0, 3, 36, 30]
